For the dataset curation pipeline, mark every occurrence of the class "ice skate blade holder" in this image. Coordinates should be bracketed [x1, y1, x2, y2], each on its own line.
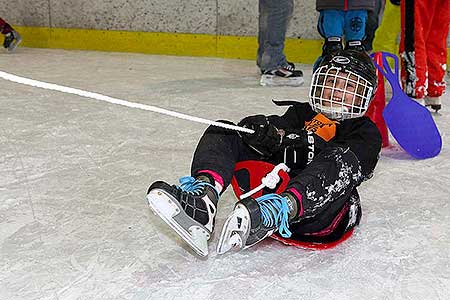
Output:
[147, 189, 209, 257]
[260, 75, 304, 87]
[217, 204, 250, 254]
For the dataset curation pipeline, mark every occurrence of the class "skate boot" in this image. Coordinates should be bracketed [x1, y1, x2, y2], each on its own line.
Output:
[313, 37, 343, 72]
[3, 30, 21, 52]
[425, 96, 441, 112]
[260, 63, 304, 87]
[217, 193, 296, 254]
[147, 175, 219, 257]
[260, 61, 296, 75]
[345, 40, 366, 52]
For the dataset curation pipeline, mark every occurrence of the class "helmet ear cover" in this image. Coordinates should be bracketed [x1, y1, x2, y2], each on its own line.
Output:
[309, 49, 378, 120]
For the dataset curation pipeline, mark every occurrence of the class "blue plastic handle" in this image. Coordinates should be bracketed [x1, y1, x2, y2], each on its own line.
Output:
[370, 52, 401, 90]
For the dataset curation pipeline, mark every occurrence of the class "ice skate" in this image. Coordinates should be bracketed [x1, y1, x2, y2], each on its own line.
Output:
[313, 37, 343, 72]
[3, 30, 21, 52]
[260, 61, 296, 75]
[217, 194, 292, 254]
[260, 63, 304, 87]
[345, 40, 366, 52]
[147, 176, 219, 257]
[216, 202, 251, 254]
[425, 96, 441, 112]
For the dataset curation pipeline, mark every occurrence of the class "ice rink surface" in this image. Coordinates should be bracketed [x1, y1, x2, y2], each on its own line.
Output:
[1, 48, 449, 300]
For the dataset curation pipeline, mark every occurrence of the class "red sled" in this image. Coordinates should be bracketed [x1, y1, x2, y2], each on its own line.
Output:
[231, 160, 354, 250]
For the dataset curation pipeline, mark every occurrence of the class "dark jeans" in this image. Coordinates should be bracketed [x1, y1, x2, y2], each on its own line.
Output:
[256, 0, 294, 71]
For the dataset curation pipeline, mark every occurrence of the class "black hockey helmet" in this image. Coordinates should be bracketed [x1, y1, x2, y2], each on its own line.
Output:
[309, 49, 378, 120]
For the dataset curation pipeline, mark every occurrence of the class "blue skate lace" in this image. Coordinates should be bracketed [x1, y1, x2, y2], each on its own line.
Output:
[255, 193, 292, 238]
[177, 176, 219, 198]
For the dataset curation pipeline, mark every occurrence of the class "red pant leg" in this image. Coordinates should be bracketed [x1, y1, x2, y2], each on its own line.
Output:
[400, 0, 439, 99]
[0, 18, 6, 33]
[426, 0, 449, 97]
[0, 17, 13, 34]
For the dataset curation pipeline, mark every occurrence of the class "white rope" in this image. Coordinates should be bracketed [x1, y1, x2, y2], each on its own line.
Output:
[0, 71, 254, 134]
[239, 163, 290, 199]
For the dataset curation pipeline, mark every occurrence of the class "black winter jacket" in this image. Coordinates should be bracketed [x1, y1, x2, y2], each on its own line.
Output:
[266, 102, 381, 223]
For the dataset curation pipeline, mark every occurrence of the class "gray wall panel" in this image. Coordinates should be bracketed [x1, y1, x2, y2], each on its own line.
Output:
[48, 0, 217, 33]
[1, 0, 318, 37]
[288, 0, 320, 39]
[217, 1, 258, 36]
[216, 0, 320, 38]
[0, 0, 50, 27]
[0, 0, 447, 46]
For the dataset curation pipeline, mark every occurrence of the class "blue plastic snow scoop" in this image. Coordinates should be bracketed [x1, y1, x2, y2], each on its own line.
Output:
[371, 52, 442, 159]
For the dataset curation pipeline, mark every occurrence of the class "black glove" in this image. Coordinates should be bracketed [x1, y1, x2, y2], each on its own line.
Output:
[281, 129, 327, 167]
[238, 115, 283, 156]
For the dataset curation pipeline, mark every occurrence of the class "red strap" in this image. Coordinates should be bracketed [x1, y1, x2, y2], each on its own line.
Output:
[231, 161, 290, 199]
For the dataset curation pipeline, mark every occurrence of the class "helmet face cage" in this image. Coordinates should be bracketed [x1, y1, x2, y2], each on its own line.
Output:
[309, 63, 375, 120]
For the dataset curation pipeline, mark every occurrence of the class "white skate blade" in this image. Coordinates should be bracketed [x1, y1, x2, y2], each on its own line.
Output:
[147, 189, 209, 257]
[260, 75, 304, 87]
[217, 205, 251, 255]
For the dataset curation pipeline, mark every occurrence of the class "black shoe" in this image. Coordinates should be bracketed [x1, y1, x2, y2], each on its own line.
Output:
[3, 30, 21, 52]
[425, 96, 442, 112]
[313, 37, 344, 72]
[260, 61, 296, 75]
[260, 63, 304, 87]
[323, 37, 343, 56]
[345, 40, 366, 52]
